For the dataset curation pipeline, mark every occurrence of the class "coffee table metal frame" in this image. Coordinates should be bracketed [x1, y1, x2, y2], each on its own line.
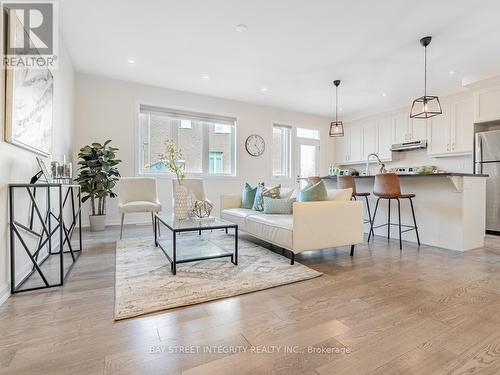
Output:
[154, 214, 238, 275]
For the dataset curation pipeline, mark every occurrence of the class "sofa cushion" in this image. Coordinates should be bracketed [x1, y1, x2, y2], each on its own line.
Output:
[298, 180, 327, 202]
[246, 214, 293, 250]
[241, 183, 258, 209]
[252, 183, 281, 211]
[327, 188, 353, 201]
[279, 188, 296, 200]
[220, 208, 257, 228]
[262, 197, 295, 214]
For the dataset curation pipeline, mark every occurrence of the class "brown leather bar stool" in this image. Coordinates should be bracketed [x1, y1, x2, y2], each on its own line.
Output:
[337, 175, 374, 238]
[367, 173, 420, 250]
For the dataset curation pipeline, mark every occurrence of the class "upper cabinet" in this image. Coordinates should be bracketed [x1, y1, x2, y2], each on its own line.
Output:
[427, 96, 473, 157]
[335, 119, 393, 165]
[377, 117, 393, 161]
[474, 87, 500, 123]
[392, 112, 427, 143]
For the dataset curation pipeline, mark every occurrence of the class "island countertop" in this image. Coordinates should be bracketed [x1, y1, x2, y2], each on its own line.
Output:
[318, 172, 488, 179]
[315, 172, 487, 252]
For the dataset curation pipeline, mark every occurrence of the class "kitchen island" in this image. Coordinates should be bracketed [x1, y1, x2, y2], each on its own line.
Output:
[321, 173, 488, 251]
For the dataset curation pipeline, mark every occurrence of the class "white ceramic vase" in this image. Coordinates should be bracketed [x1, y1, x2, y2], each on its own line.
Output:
[174, 184, 189, 220]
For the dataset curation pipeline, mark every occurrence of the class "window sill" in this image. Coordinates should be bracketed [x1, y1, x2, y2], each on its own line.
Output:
[136, 172, 238, 180]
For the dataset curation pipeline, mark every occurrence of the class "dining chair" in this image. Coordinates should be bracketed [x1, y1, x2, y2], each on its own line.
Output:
[118, 177, 161, 239]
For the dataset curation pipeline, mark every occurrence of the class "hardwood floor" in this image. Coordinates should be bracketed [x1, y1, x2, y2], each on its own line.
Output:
[2, 223, 500, 374]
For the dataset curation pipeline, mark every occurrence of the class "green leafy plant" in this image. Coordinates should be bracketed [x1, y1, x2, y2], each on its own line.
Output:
[75, 140, 121, 216]
[160, 140, 185, 184]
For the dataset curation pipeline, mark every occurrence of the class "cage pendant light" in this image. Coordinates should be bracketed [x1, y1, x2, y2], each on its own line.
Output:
[410, 36, 442, 119]
[329, 80, 344, 137]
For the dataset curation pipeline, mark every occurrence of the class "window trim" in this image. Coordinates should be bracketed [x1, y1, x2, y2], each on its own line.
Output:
[135, 102, 238, 179]
[272, 123, 293, 180]
[296, 127, 320, 140]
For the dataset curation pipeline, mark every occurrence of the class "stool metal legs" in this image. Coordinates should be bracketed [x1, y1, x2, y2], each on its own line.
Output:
[409, 198, 420, 246]
[367, 198, 380, 242]
[368, 197, 420, 250]
[354, 195, 374, 239]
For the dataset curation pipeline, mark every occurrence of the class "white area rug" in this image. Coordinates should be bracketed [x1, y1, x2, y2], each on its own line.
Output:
[114, 233, 322, 320]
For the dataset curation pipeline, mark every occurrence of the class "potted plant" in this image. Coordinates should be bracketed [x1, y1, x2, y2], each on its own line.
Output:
[161, 140, 187, 219]
[76, 140, 121, 231]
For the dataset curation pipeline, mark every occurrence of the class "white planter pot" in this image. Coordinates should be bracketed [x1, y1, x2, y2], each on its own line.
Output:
[174, 185, 189, 220]
[89, 214, 106, 231]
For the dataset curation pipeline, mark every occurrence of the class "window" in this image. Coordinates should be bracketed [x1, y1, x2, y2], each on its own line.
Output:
[272, 124, 291, 178]
[139, 105, 236, 176]
[213, 124, 232, 134]
[209, 152, 223, 173]
[297, 127, 320, 140]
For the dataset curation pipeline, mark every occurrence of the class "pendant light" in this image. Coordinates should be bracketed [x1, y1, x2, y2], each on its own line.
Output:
[410, 36, 442, 119]
[329, 80, 344, 137]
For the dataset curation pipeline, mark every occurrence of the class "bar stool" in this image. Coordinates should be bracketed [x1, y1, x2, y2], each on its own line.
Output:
[337, 175, 374, 238]
[367, 173, 420, 250]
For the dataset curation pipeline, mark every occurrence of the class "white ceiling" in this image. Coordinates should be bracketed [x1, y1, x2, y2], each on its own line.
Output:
[60, 0, 500, 119]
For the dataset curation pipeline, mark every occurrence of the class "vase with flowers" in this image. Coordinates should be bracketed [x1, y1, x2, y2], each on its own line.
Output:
[161, 140, 188, 220]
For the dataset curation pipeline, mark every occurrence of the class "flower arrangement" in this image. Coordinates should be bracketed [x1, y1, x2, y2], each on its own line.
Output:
[161, 140, 185, 184]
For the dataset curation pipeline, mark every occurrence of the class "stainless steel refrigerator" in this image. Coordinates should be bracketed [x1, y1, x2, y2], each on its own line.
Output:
[475, 130, 500, 233]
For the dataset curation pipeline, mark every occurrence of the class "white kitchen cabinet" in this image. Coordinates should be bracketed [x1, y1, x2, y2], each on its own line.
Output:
[362, 121, 377, 158]
[392, 113, 409, 144]
[409, 117, 427, 141]
[349, 125, 363, 163]
[335, 131, 348, 164]
[451, 97, 474, 153]
[392, 111, 427, 143]
[377, 117, 393, 161]
[427, 96, 473, 157]
[474, 87, 500, 123]
[427, 102, 451, 155]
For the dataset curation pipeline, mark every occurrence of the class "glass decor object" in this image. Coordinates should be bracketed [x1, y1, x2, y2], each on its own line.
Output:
[329, 80, 344, 137]
[410, 36, 442, 119]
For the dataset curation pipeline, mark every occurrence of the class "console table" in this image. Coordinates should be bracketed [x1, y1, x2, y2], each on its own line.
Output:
[9, 183, 82, 293]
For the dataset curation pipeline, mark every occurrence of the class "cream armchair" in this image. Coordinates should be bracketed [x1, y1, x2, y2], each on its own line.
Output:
[220, 190, 363, 264]
[118, 177, 161, 239]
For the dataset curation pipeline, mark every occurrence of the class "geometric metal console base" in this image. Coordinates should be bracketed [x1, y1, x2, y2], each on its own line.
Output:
[9, 183, 82, 293]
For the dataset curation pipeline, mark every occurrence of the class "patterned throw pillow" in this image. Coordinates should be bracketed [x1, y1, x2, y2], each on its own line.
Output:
[298, 180, 328, 202]
[252, 184, 281, 211]
[241, 183, 258, 209]
[262, 197, 295, 214]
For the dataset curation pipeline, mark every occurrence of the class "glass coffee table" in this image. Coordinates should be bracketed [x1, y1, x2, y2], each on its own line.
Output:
[154, 214, 238, 275]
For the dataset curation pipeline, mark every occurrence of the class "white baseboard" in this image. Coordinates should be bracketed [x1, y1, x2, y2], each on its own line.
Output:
[0, 284, 9, 306]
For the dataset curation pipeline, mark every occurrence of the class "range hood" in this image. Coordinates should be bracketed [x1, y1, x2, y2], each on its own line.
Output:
[391, 140, 427, 152]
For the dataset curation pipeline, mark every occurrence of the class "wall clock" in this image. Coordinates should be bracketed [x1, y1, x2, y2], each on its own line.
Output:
[245, 134, 265, 157]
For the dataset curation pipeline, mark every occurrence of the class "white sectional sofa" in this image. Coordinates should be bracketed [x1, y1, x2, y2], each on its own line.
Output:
[220, 188, 364, 264]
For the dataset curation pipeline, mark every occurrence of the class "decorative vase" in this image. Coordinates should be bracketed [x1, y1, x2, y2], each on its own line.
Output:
[174, 184, 189, 220]
[89, 214, 106, 232]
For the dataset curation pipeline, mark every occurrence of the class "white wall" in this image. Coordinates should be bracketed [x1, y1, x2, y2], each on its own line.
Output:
[0, 39, 75, 303]
[74, 73, 334, 226]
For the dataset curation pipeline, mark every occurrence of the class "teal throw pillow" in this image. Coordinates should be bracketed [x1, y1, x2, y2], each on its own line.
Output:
[263, 197, 295, 214]
[299, 180, 327, 202]
[241, 183, 258, 209]
[252, 184, 281, 211]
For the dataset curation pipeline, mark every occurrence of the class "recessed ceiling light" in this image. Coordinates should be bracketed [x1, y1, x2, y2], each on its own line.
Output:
[127, 59, 136, 65]
[449, 70, 456, 75]
[235, 24, 248, 33]
[202, 74, 210, 80]
[260, 87, 268, 92]
[382, 92, 387, 97]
